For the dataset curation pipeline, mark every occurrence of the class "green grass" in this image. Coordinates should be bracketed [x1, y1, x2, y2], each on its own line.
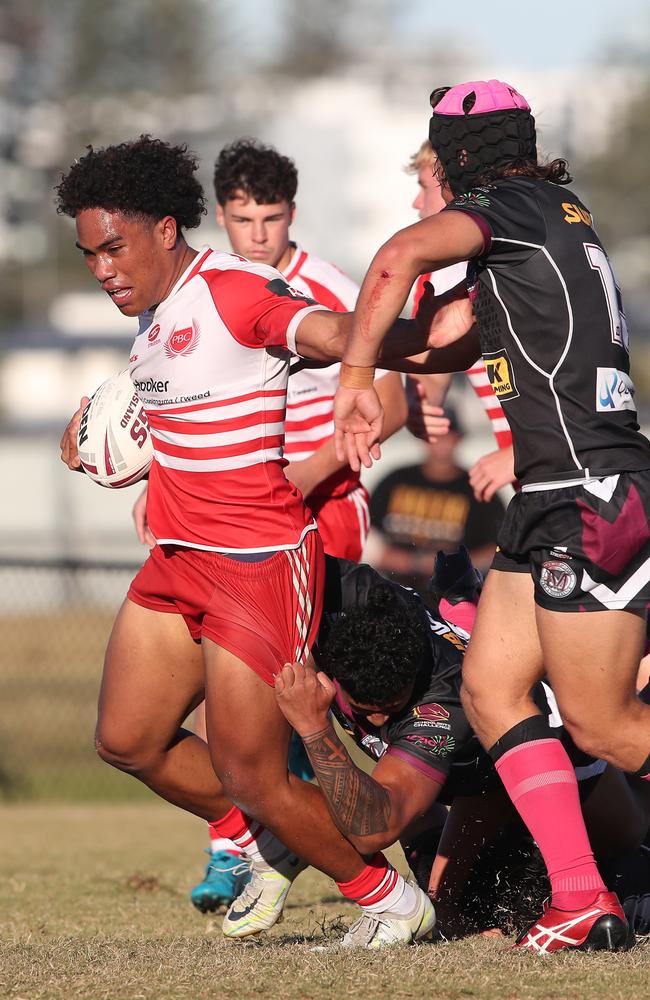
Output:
[1, 803, 649, 1000]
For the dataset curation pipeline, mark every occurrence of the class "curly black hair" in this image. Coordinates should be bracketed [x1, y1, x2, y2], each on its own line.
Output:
[55, 135, 207, 229]
[316, 585, 426, 705]
[213, 139, 298, 206]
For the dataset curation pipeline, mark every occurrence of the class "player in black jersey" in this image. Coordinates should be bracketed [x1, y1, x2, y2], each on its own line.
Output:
[275, 552, 650, 941]
[332, 79, 650, 952]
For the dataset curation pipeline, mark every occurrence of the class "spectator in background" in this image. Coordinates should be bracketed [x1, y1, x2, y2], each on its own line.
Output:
[367, 407, 505, 591]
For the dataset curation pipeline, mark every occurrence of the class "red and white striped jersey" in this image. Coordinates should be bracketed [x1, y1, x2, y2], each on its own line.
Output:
[129, 247, 327, 552]
[413, 269, 512, 450]
[282, 244, 362, 499]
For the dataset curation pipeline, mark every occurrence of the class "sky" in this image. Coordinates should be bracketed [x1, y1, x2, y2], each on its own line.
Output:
[232, 0, 649, 70]
[394, 0, 649, 67]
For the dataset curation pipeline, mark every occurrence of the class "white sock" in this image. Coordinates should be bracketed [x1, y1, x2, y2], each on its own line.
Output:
[209, 837, 242, 856]
[362, 874, 418, 915]
[231, 819, 299, 877]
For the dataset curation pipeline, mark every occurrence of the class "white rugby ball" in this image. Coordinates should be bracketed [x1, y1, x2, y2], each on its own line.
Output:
[77, 369, 153, 488]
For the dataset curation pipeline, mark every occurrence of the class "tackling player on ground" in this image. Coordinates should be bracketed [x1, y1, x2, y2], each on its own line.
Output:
[274, 548, 650, 943]
[333, 79, 650, 952]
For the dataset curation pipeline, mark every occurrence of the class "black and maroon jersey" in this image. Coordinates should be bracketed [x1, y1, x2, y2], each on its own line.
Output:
[318, 557, 604, 799]
[444, 178, 650, 487]
[318, 557, 489, 797]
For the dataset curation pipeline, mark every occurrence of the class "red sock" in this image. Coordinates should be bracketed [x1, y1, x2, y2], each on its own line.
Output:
[209, 805, 262, 848]
[336, 853, 403, 911]
[209, 805, 299, 874]
[494, 732, 605, 910]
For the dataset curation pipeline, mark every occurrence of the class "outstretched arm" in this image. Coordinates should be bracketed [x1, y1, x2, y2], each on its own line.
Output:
[284, 372, 407, 499]
[275, 662, 442, 854]
[333, 212, 484, 469]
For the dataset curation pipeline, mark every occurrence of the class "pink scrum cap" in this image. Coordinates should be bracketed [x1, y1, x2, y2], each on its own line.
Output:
[428, 79, 537, 196]
[433, 80, 531, 116]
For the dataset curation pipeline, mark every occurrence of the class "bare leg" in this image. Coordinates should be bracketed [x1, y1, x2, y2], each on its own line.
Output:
[536, 606, 650, 772]
[461, 569, 545, 744]
[460, 570, 609, 915]
[193, 701, 207, 741]
[202, 639, 367, 882]
[96, 600, 231, 820]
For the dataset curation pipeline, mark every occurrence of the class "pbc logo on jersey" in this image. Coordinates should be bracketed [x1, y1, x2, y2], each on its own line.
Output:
[147, 324, 161, 344]
[164, 321, 200, 359]
[484, 349, 519, 401]
[265, 278, 316, 305]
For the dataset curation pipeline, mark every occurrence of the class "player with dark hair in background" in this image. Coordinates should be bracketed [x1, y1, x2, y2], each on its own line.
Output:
[131, 138, 407, 912]
[333, 79, 650, 952]
[57, 135, 453, 949]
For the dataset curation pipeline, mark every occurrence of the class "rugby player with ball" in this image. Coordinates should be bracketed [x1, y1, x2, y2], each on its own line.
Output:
[57, 135, 469, 947]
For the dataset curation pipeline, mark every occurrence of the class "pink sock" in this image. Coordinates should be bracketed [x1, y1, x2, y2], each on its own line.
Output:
[439, 597, 477, 634]
[495, 738, 605, 910]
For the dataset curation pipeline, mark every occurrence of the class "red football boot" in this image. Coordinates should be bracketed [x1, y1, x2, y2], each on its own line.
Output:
[515, 891, 630, 954]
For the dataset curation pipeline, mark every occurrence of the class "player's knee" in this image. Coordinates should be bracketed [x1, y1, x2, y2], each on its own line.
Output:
[562, 716, 599, 757]
[460, 680, 478, 725]
[460, 674, 494, 729]
[562, 715, 615, 763]
[94, 725, 159, 775]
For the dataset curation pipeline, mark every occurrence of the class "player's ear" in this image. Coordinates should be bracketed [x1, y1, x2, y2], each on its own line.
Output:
[216, 203, 226, 229]
[289, 201, 296, 225]
[158, 215, 178, 251]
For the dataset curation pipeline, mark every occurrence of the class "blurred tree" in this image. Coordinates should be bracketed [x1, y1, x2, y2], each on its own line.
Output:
[58, 0, 217, 98]
[274, 0, 352, 76]
[581, 78, 650, 247]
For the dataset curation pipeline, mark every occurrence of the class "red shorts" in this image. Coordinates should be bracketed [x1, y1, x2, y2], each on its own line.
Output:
[308, 485, 370, 561]
[127, 529, 324, 686]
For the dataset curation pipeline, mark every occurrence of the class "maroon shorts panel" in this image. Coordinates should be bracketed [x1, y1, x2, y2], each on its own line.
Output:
[491, 471, 650, 612]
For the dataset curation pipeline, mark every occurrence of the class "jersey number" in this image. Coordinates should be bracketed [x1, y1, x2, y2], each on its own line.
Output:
[584, 243, 628, 351]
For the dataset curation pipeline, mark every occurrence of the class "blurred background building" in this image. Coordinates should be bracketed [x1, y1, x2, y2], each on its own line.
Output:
[0, 0, 649, 798]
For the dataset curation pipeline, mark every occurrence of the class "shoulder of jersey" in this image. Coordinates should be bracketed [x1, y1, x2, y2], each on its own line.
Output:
[198, 248, 281, 282]
[290, 248, 359, 307]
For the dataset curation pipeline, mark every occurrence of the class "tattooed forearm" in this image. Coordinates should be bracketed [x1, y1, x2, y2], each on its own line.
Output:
[303, 724, 391, 838]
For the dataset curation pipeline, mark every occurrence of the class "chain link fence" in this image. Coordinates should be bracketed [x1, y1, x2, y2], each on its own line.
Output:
[0, 557, 160, 801]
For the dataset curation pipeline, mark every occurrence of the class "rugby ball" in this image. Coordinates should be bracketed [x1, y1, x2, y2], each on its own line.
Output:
[77, 369, 153, 488]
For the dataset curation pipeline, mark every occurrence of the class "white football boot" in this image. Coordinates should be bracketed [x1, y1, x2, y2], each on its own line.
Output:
[222, 852, 307, 938]
[341, 881, 436, 949]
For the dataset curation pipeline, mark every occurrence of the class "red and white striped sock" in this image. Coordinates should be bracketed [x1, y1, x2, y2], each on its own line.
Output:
[208, 834, 242, 857]
[336, 853, 417, 915]
[209, 806, 297, 875]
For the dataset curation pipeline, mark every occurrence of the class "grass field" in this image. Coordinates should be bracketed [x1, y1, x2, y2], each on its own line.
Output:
[1, 803, 649, 1000]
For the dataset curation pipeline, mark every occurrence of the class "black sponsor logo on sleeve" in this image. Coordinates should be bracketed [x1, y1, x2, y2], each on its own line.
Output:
[264, 278, 316, 305]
